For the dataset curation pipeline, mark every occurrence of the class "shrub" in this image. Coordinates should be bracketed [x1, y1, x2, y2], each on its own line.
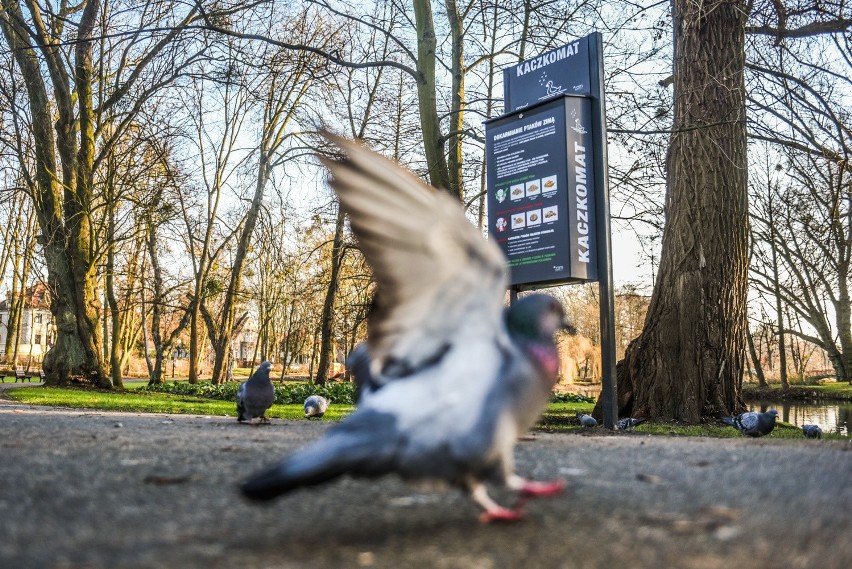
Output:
[140, 380, 357, 404]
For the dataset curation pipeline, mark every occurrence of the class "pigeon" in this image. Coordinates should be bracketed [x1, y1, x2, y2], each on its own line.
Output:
[240, 133, 574, 523]
[347, 341, 377, 403]
[802, 424, 822, 439]
[617, 417, 647, 431]
[236, 361, 275, 424]
[577, 413, 597, 427]
[719, 409, 778, 437]
[304, 395, 329, 419]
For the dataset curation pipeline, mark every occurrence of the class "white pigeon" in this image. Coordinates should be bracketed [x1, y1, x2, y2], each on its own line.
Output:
[577, 413, 597, 427]
[236, 361, 275, 424]
[304, 395, 329, 419]
[240, 133, 574, 522]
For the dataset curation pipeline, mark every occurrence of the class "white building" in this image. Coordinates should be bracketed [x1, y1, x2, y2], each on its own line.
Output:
[0, 283, 54, 363]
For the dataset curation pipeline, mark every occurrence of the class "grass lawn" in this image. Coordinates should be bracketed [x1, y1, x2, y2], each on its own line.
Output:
[5, 386, 354, 421]
[6, 385, 846, 439]
[743, 381, 852, 400]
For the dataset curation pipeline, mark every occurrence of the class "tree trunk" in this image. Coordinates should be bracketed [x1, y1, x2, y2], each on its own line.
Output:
[746, 325, 767, 387]
[412, 0, 452, 195]
[595, 0, 749, 422]
[444, 0, 464, 197]
[314, 207, 346, 384]
[768, 197, 788, 389]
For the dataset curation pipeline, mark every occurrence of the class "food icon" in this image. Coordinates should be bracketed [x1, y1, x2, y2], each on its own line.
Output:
[527, 209, 542, 226]
[511, 215, 526, 229]
[542, 175, 558, 192]
[510, 184, 524, 200]
[525, 180, 541, 197]
[542, 205, 558, 221]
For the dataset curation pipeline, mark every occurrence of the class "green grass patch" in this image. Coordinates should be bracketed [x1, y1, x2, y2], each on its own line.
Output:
[743, 382, 852, 401]
[6, 386, 353, 421]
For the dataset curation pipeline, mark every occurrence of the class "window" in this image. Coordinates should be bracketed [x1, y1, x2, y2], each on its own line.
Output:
[34, 334, 42, 345]
[34, 314, 43, 324]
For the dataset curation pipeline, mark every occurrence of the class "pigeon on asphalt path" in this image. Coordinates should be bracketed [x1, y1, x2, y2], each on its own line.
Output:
[304, 395, 329, 419]
[237, 361, 275, 425]
[617, 417, 647, 431]
[577, 413, 597, 427]
[720, 409, 778, 437]
[240, 133, 575, 523]
[802, 424, 822, 439]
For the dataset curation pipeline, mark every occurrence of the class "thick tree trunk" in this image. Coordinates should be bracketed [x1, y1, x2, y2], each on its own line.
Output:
[596, 0, 749, 422]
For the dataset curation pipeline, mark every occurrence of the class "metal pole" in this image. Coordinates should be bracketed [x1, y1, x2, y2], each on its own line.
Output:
[589, 32, 618, 429]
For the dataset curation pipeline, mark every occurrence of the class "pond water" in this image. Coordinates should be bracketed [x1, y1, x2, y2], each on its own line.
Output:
[747, 400, 851, 437]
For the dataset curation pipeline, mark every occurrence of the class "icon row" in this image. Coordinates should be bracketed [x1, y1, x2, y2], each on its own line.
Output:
[495, 175, 558, 203]
[494, 205, 558, 232]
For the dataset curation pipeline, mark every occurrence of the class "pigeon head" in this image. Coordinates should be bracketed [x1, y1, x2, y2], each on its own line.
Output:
[766, 409, 779, 419]
[506, 294, 575, 342]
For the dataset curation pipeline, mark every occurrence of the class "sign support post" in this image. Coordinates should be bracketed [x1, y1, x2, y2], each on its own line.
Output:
[588, 33, 618, 430]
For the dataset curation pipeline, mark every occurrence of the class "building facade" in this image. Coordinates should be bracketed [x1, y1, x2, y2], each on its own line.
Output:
[0, 283, 54, 364]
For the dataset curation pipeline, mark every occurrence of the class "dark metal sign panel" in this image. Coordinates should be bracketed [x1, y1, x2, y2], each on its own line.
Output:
[486, 95, 597, 286]
[502, 34, 593, 111]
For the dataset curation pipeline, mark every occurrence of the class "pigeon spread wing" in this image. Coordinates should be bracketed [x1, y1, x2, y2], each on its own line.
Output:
[318, 134, 508, 378]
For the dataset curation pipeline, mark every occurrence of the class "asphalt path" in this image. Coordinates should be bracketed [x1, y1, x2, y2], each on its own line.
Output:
[1, 395, 850, 569]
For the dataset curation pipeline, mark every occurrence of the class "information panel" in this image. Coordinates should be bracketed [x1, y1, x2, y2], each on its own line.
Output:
[486, 95, 597, 286]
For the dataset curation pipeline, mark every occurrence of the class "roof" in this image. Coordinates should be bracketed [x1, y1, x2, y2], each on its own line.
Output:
[0, 283, 51, 311]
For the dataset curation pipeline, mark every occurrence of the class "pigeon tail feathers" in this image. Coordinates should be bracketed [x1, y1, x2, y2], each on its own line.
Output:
[241, 410, 400, 501]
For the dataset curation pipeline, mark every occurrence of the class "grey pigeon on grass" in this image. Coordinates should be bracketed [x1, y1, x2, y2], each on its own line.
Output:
[577, 413, 597, 427]
[240, 133, 574, 523]
[720, 409, 778, 437]
[304, 395, 329, 419]
[618, 417, 647, 431]
[237, 361, 275, 425]
[802, 424, 822, 439]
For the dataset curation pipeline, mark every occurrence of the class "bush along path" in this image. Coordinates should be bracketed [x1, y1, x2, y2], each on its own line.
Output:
[141, 380, 359, 405]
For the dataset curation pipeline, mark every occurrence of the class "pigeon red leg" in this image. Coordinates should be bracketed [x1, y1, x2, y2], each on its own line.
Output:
[508, 474, 566, 497]
[470, 483, 525, 523]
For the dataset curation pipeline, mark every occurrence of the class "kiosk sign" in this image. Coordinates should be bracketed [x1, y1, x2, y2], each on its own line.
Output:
[486, 95, 597, 285]
[503, 35, 593, 111]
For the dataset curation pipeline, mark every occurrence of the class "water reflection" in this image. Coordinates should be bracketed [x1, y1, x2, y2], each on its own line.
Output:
[747, 400, 851, 437]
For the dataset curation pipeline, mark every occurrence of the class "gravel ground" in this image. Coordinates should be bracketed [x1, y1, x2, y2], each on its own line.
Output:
[1, 396, 850, 569]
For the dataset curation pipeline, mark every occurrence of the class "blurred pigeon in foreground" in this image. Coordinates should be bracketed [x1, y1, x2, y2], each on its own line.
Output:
[802, 424, 822, 439]
[237, 361, 275, 424]
[241, 133, 574, 523]
[304, 395, 329, 419]
[720, 409, 778, 437]
[618, 417, 647, 431]
[577, 413, 597, 428]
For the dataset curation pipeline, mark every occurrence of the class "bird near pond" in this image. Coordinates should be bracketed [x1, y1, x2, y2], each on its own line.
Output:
[236, 361, 275, 425]
[802, 424, 822, 439]
[304, 395, 329, 419]
[240, 133, 575, 523]
[617, 417, 646, 431]
[577, 413, 597, 427]
[720, 409, 778, 437]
